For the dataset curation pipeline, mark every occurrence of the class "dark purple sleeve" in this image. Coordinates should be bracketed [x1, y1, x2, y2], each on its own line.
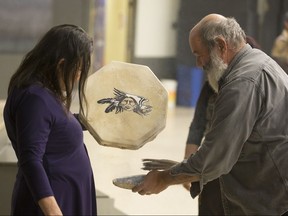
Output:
[186, 81, 212, 145]
[15, 93, 54, 201]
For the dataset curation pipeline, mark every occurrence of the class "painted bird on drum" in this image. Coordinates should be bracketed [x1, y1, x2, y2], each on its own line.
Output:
[97, 88, 152, 116]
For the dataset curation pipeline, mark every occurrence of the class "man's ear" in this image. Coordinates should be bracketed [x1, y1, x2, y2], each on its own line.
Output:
[215, 37, 227, 54]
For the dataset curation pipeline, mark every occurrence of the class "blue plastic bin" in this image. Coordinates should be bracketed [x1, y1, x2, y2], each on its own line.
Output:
[176, 65, 204, 107]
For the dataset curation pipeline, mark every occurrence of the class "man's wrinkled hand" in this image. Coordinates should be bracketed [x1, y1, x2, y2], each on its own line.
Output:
[132, 170, 169, 195]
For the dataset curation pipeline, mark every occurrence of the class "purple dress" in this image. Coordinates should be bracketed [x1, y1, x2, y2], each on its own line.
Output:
[4, 84, 97, 215]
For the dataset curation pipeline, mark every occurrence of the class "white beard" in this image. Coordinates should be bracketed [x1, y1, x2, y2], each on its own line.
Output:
[204, 49, 228, 93]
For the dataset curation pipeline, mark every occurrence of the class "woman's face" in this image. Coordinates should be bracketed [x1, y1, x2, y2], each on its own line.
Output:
[57, 59, 83, 91]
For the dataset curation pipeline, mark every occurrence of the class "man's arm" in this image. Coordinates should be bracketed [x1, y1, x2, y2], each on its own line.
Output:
[182, 144, 199, 190]
[183, 82, 213, 189]
[184, 144, 199, 159]
[133, 78, 261, 196]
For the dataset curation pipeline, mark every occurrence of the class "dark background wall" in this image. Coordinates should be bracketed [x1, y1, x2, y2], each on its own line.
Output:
[177, 0, 256, 67]
[174, 0, 288, 106]
[177, 0, 288, 67]
[260, 0, 288, 54]
[134, 0, 288, 81]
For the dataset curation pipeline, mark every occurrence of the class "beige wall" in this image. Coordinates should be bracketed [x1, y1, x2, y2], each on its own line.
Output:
[0, 54, 23, 99]
[104, 0, 130, 64]
[52, 0, 93, 34]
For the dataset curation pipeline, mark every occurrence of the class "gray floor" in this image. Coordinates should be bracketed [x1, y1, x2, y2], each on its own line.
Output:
[84, 107, 199, 215]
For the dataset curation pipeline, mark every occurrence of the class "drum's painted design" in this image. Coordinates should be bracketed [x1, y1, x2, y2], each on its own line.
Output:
[97, 88, 152, 116]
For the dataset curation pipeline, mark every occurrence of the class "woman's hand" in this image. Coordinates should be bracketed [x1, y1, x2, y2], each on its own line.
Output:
[38, 196, 63, 216]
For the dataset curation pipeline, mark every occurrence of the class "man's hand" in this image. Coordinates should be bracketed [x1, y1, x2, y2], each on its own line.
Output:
[132, 170, 169, 195]
[183, 182, 191, 191]
[132, 168, 199, 195]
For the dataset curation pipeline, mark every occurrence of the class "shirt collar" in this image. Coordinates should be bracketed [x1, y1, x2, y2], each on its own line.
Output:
[218, 44, 252, 88]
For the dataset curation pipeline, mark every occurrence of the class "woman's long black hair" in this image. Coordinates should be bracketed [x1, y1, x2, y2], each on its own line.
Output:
[8, 24, 93, 114]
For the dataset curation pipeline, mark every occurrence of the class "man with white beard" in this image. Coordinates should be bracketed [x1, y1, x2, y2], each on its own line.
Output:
[132, 13, 288, 215]
[181, 35, 262, 215]
[204, 47, 228, 93]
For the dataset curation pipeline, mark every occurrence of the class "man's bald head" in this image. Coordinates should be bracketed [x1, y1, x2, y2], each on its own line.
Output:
[189, 13, 246, 53]
[192, 13, 226, 33]
[188, 14, 247, 93]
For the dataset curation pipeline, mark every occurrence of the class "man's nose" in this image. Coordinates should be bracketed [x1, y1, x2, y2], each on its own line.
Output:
[196, 59, 204, 68]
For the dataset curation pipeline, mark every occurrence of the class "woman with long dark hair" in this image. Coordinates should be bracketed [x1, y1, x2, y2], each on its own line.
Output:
[4, 24, 97, 215]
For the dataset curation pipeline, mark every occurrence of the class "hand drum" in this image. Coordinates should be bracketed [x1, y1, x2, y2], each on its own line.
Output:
[79, 61, 168, 150]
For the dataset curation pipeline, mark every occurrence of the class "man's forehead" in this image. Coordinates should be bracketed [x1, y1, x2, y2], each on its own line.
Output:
[189, 33, 203, 52]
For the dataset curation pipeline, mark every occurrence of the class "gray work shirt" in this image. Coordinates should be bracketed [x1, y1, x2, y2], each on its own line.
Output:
[171, 44, 288, 215]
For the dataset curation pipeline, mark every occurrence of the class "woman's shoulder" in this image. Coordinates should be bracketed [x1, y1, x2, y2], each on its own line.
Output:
[23, 84, 58, 101]
[10, 84, 59, 109]
[26, 83, 52, 96]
